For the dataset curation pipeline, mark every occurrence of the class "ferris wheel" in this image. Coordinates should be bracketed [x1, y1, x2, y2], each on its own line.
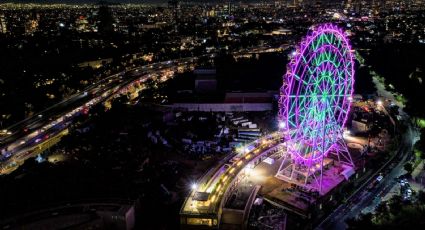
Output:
[276, 24, 355, 194]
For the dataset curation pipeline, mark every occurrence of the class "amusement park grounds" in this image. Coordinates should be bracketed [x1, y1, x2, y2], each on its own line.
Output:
[0, 94, 282, 229]
[238, 122, 403, 229]
[0, 98, 401, 229]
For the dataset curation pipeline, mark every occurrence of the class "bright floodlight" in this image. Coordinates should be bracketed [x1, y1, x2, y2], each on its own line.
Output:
[276, 24, 355, 194]
[343, 130, 351, 138]
[191, 183, 198, 190]
[245, 166, 253, 174]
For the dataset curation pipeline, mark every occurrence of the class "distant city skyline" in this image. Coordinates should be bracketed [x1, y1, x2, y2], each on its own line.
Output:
[0, 0, 353, 3]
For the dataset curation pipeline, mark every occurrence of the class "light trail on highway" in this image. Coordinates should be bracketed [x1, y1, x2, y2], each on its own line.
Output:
[0, 56, 201, 174]
[0, 46, 289, 175]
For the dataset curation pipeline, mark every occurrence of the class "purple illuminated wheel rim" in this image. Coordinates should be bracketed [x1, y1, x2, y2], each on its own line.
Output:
[279, 24, 355, 164]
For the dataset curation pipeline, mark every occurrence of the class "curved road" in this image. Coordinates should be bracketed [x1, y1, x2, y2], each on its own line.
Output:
[315, 120, 418, 230]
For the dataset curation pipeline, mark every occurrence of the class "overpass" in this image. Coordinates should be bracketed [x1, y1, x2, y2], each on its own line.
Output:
[180, 132, 284, 229]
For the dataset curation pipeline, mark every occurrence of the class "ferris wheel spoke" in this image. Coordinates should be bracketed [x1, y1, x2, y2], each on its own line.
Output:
[293, 74, 309, 85]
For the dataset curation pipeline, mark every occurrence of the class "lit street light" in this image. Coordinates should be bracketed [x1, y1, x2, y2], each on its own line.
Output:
[191, 183, 198, 191]
[278, 121, 286, 129]
[343, 130, 351, 138]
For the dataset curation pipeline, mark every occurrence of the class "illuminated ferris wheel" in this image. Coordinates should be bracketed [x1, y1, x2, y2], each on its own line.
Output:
[276, 24, 355, 194]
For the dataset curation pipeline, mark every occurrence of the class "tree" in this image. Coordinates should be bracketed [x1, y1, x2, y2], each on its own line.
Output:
[414, 129, 425, 161]
[417, 190, 425, 205]
[404, 162, 413, 173]
[346, 213, 374, 230]
[388, 195, 403, 216]
[374, 202, 390, 222]
[414, 148, 425, 163]
[347, 196, 425, 229]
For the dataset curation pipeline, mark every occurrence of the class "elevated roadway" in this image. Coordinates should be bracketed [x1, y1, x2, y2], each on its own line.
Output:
[180, 133, 283, 228]
[0, 56, 200, 174]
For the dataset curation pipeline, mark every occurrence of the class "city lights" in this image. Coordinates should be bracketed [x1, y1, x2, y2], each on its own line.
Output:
[0, 1, 423, 229]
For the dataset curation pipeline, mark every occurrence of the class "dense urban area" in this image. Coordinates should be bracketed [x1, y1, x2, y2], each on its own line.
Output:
[1, 0, 425, 229]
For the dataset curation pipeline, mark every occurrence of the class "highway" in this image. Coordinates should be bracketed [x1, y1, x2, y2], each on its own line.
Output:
[0, 46, 289, 175]
[315, 120, 418, 230]
[0, 56, 201, 174]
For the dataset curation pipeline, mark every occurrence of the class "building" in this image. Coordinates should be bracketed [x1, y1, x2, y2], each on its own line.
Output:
[194, 68, 217, 93]
[0, 14, 7, 34]
[0, 201, 136, 230]
[168, 92, 275, 112]
[25, 19, 38, 35]
[223, 92, 273, 104]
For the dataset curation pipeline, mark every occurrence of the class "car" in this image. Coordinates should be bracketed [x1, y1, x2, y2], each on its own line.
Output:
[400, 179, 408, 186]
[0, 129, 10, 135]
